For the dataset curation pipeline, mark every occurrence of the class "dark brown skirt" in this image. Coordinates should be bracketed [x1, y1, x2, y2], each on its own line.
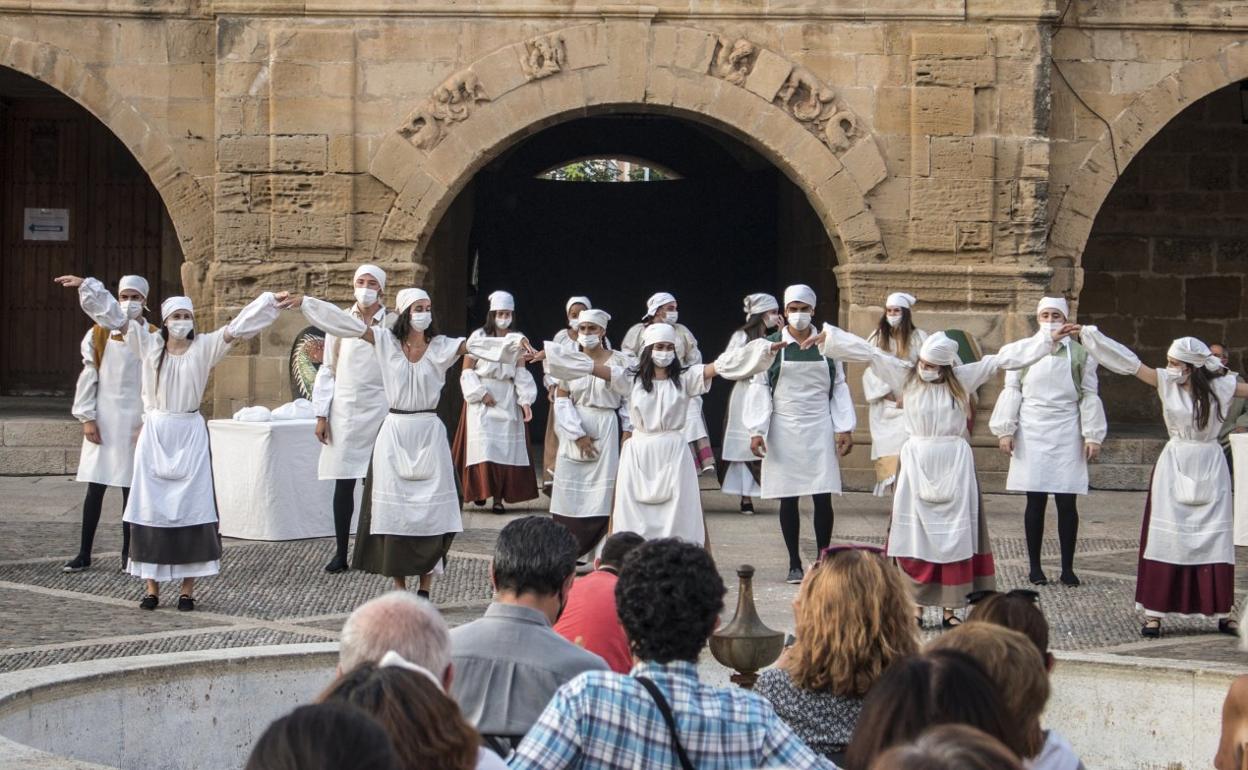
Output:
[129, 522, 222, 565]
[552, 514, 610, 555]
[351, 469, 456, 578]
[1135, 482, 1234, 616]
[451, 402, 540, 504]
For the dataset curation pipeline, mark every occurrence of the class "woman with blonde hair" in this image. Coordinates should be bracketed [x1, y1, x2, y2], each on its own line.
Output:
[756, 546, 919, 763]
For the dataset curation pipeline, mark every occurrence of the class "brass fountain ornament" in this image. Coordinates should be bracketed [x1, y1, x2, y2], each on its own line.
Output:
[710, 564, 785, 689]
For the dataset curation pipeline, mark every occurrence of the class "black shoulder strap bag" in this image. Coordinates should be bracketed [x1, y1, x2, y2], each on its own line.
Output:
[635, 676, 696, 770]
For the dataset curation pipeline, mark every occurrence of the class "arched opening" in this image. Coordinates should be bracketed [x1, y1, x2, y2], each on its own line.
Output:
[0, 67, 182, 397]
[423, 112, 838, 449]
[1078, 79, 1248, 425]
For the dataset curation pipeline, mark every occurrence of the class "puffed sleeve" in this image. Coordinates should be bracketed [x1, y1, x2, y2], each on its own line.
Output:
[819, 323, 911, 395]
[311, 335, 337, 419]
[71, 329, 99, 423]
[989, 369, 1023, 438]
[678, 325, 703, 367]
[460, 368, 487, 403]
[545, 341, 595, 382]
[78, 277, 129, 331]
[466, 331, 525, 365]
[620, 323, 644, 357]
[743, 374, 773, 438]
[1080, 360, 1107, 443]
[514, 367, 538, 407]
[302, 296, 368, 339]
[830, 360, 856, 434]
[713, 338, 778, 381]
[224, 292, 281, 341]
[955, 331, 1054, 392]
[554, 396, 586, 440]
[862, 368, 893, 404]
[1078, 326, 1143, 376]
[680, 365, 712, 397]
[426, 336, 467, 374]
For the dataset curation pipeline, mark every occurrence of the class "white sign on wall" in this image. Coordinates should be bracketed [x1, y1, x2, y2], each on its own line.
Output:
[23, 208, 69, 242]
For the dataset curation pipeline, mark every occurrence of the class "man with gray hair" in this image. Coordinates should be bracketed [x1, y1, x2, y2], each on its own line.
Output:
[337, 590, 453, 690]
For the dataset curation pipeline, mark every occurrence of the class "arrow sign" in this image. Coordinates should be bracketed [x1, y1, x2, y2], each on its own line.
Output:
[23, 208, 69, 242]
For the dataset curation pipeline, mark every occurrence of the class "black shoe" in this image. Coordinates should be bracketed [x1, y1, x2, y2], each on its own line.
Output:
[786, 567, 804, 584]
[491, 502, 506, 514]
[942, 612, 962, 629]
[1028, 569, 1049, 586]
[139, 594, 159, 611]
[1059, 571, 1080, 587]
[62, 555, 90, 573]
[177, 594, 195, 612]
[473, 500, 486, 506]
[324, 555, 349, 574]
[1220, 619, 1240, 637]
[416, 589, 431, 600]
[740, 501, 755, 515]
[1141, 619, 1161, 638]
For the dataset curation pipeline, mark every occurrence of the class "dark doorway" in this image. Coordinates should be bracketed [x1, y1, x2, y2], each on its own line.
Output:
[0, 68, 178, 395]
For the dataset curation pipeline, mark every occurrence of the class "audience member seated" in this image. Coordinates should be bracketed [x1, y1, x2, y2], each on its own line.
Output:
[554, 531, 645, 673]
[322, 655, 505, 770]
[870, 724, 1024, 770]
[338, 590, 453, 688]
[509, 538, 836, 769]
[968, 591, 1085, 770]
[450, 516, 606, 754]
[755, 546, 918, 764]
[245, 702, 399, 770]
[843, 649, 1022, 770]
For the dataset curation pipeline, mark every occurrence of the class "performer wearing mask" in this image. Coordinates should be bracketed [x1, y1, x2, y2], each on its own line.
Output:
[541, 296, 593, 492]
[547, 324, 780, 547]
[806, 321, 1073, 626]
[990, 297, 1106, 587]
[294, 289, 523, 595]
[744, 284, 855, 584]
[549, 309, 631, 555]
[720, 293, 781, 514]
[311, 264, 393, 574]
[622, 292, 716, 474]
[1074, 328, 1248, 638]
[56, 274, 289, 612]
[64, 275, 154, 573]
[453, 290, 539, 513]
[864, 292, 927, 497]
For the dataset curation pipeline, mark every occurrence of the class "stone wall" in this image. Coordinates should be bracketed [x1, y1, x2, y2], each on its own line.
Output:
[1079, 81, 1248, 423]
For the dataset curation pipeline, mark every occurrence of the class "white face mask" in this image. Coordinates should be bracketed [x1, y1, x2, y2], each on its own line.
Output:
[354, 287, 378, 308]
[651, 350, 676, 368]
[568, 316, 579, 330]
[1040, 321, 1064, 335]
[886, 314, 902, 328]
[918, 367, 942, 382]
[410, 311, 432, 331]
[763, 312, 781, 330]
[167, 320, 194, 340]
[1167, 365, 1189, 383]
[788, 312, 812, 331]
[580, 334, 601, 349]
[494, 315, 512, 330]
[121, 300, 144, 320]
[663, 311, 679, 326]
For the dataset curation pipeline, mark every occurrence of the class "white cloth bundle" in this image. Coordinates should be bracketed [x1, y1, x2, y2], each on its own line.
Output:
[544, 341, 595, 381]
[271, 399, 315, 420]
[233, 406, 272, 422]
[1078, 326, 1141, 376]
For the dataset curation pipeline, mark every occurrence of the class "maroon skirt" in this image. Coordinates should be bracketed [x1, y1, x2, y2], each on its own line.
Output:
[1135, 484, 1234, 616]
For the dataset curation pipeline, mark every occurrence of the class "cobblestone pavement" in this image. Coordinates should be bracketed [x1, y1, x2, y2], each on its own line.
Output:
[2, 476, 1246, 673]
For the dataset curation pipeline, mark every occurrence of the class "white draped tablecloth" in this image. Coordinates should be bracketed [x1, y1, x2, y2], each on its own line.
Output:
[1233, 433, 1248, 547]
[209, 419, 359, 540]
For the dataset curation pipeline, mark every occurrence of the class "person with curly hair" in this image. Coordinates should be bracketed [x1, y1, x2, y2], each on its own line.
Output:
[755, 546, 919, 764]
[510, 538, 835, 769]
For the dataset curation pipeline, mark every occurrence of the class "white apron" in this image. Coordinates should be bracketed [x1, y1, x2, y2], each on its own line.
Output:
[1005, 354, 1089, 495]
[723, 378, 756, 462]
[319, 335, 388, 480]
[1145, 438, 1234, 565]
[760, 354, 842, 499]
[550, 404, 620, 519]
[370, 412, 463, 537]
[123, 410, 218, 528]
[613, 429, 704, 545]
[464, 377, 530, 467]
[76, 335, 144, 487]
[889, 435, 979, 563]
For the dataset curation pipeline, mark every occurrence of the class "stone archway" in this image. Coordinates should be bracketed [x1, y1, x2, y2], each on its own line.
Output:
[1047, 40, 1248, 289]
[365, 21, 890, 270]
[0, 32, 213, 268]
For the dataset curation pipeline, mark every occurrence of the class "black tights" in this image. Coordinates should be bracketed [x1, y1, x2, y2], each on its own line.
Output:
[79, 482, 130, 562]
[332, 478, 358, 561]
[779, 494, 834, 571]
[1024, 492, 1078, 576]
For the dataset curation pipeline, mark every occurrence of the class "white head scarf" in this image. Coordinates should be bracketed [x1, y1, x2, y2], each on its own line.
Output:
[353, 264, 387, 290]
[566, 296, 592, 314]
[1037, 296, 1069, 320]
[1168, 337, 1222, 372]
[885, 292, 916, 310]
[488, 290, 515, 312]
[645, 292, 677, 318]
[783, 284, 817, 308]
[641, 323, 678, 348]
[378, 650, 445, 693]
[160, 296, 193, 321]
[577, 309, 610, 329]
[920, 332, 962, 367]
[119, 275, 149, 298]
[396, 288, 430, 314]
[743, 293, 779, 318]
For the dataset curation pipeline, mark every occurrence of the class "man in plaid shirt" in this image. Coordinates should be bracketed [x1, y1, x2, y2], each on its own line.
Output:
[509, 539, 836, 769]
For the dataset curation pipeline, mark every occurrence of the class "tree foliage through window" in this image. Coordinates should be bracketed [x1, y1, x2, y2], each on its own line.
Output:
[541, 158, 672, 182]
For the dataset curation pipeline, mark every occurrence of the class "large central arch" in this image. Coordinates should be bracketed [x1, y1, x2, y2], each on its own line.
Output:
[365, 21, 890, 268]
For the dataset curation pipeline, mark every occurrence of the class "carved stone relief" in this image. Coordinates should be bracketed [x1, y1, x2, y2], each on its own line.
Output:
[521, 34, 565, 80]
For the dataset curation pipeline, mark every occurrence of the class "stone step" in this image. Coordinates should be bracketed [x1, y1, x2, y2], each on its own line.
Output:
[0, 417, 82, 476]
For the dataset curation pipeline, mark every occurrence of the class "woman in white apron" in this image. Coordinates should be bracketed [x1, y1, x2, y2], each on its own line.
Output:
[452, 290, 539, 513]
[549, 309, 631, 555]
[1075, 329, 1248, 637]
[809, 322, 1070, 626]
[297, 289, 520, 595]
[743, 285, 855, 584]
[58, 274, 288, 612]
[548, 324, 779, 547]
[541, 296, 593, 493]
[311, 264, 394, 574]
[720, 293, 781, 514]
[64, 275, 152, 573]
[622, 292, 716, 474]
[864, 292, 927, 497]
[990, 297, 1106, 587]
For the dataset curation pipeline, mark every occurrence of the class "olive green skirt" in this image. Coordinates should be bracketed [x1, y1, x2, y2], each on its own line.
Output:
[351, 468, 457, 578]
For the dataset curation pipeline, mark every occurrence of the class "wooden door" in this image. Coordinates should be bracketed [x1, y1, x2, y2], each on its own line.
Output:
[0, 99, 166, 395]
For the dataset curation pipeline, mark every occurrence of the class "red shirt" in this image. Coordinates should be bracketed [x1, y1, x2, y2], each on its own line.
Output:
[554, 569, 633, 674]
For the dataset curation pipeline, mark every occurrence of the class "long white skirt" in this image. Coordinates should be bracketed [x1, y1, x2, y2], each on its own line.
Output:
[128, 559, 220, 581]
[889, 435, 980, 563]
[550, 405, 620, 520]
[464, 378, 531, 467]
[123, 411, 218, 529]
[612, 430, 704, 546]
[370, 412, 463, 538]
